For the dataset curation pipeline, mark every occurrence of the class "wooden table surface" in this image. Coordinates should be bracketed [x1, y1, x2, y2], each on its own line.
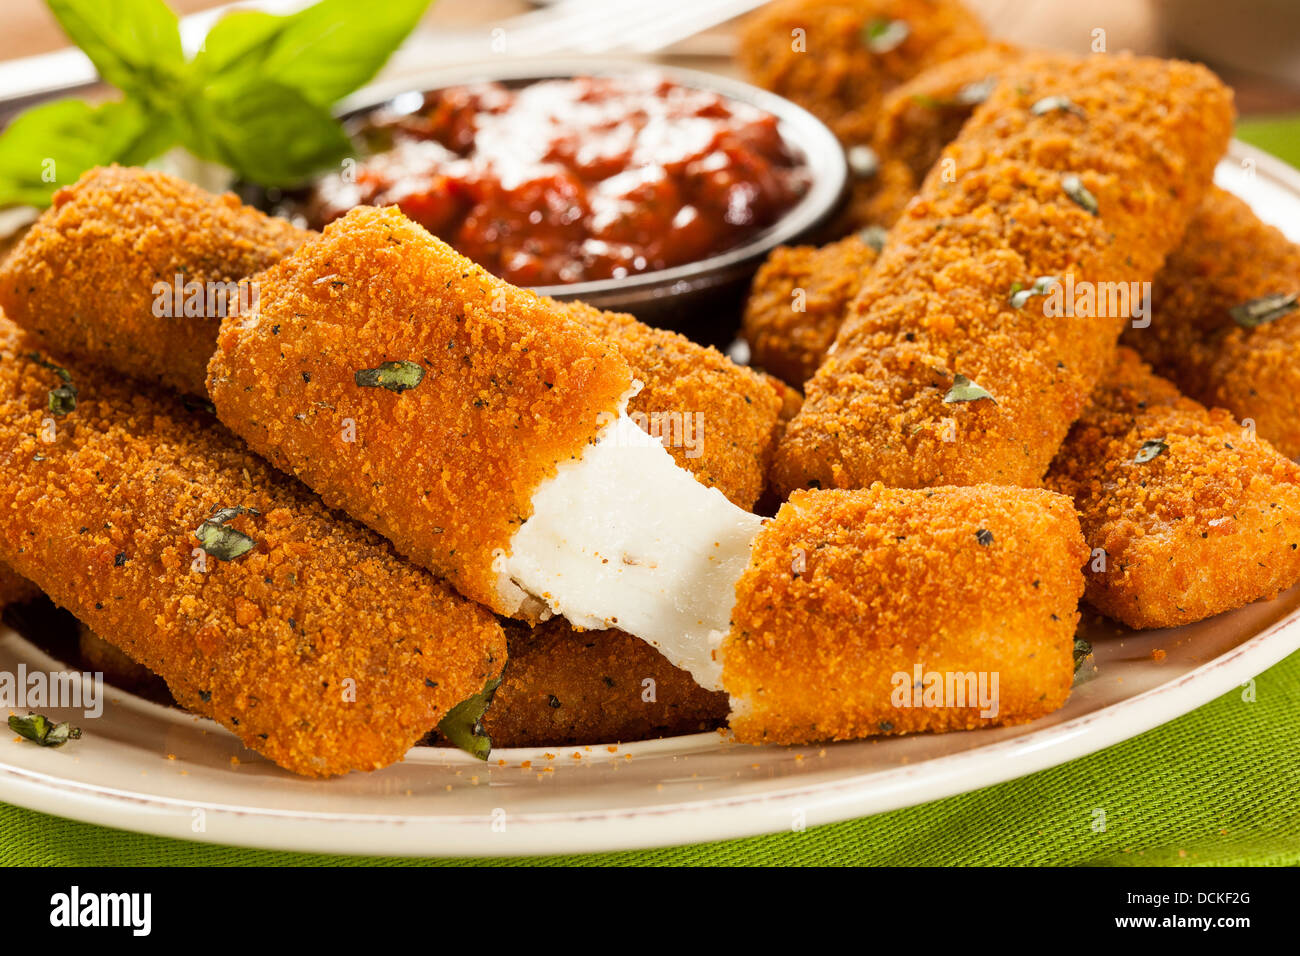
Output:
[0, 0, 1296, 114]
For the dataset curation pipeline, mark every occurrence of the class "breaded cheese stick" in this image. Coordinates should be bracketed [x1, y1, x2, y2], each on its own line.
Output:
[0, 166, 309, 395]
[772, 54, 1235, 494]
[1046, 348, 1300, 629]
[475, 619, 728, 748]
[1, 168, 787, 511]
[0, 561, 39, 610]
[738, 0, 988, 148]
[1121, 186, 1300, 460]
[207, 206, 765, 678]
[743, 232, 882, 387]
[0, 317, 505, 777]
[722, 484, 1088, 743]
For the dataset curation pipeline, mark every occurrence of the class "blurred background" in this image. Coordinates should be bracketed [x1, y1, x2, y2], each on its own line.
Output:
[1, 0, 1298, 114]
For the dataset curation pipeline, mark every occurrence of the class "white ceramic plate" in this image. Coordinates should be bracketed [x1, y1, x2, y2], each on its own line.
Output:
[1, 143, 1297, 858]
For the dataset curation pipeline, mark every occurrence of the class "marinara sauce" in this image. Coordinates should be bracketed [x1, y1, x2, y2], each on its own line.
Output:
[304, 74, 810, 286]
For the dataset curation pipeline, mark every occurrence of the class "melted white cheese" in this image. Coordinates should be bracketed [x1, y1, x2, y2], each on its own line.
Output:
[498, 412, 763, 690]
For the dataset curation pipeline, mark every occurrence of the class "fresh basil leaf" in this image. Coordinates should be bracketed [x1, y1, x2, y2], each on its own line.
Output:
[1229, 292, 1297, 329]
[46, 0, 184, 107]
[194, 520, 257, 561]
[355, 360, 426, 393]
[437, 676, 503, 761]
[9, 712, 82, 748]
[189, 10, 286, 78]
[0, 97, 172, 207]
[943, 374, 996, 404]
[186, 80, 353, 186]
[1134, 438, 1168, 464]
[192, 0, 433, 107]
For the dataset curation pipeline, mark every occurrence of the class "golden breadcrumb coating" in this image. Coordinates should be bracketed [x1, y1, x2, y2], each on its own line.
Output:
[1122, 186, 1300, 460]
[724, 484, 1088, 744]
[208, 205, 633, 614]
[1046, 348, 1300, 629]
[0, 166, 308, 396]
[743, 233, 881, 387]
[738, 0, 988, 147]
[477, 619, 728, 747]
[0, 560, 39, 609]
[874, 42, 1025, 184]
[555, 298, 784, 509]
[773, 54, 1235, 495]
[0, 316, 505, 777]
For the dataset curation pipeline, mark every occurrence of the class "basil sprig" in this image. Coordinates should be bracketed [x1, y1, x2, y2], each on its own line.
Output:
[0, 0, 433, 206]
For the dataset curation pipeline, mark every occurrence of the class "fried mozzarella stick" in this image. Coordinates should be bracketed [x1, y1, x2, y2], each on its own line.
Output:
[723, 484, 1088, 742]
[0, 318, 505, 776]
[0, 167, 785, 510]
[743, 232, 882, 387]
[478, 484, 1086, 742]
[772, 55, 1234, 494]
[208, 206, 765, 679]
[0, 166, 309, 395]
[1121, 187, 1300, 460]
[1046, 348, 1300, 629]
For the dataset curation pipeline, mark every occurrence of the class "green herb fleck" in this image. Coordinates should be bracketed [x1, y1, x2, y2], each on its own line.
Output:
[194, 506, 258, 561]
[1229, 292, 1297, 329]
[1009, 275, 1060, 309]
[858, 225, 889, 253]
[1073, 638, 1092, 671]
[9, 713, 81, 748]
[354, 360, 425, 393]
[863, 18, 910, 53]
[1031, 95, 1086, 118]
[437, 676, 503, 761]
[943, 374, 996, 404]
[847, 144, 879, 180]
[1134, 438, 1168, 464]
[1062, 174, 1099, 215]
[28, 352, 77, 415]
[955, 77, 997, 106]
[48, 383, 78, 416]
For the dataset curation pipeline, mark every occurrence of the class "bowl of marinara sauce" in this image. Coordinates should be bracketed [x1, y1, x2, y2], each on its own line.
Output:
[256, 62, 848, 344]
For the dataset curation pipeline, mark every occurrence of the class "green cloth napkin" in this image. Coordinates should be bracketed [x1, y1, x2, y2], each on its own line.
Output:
[2, 120, 1298, 868]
